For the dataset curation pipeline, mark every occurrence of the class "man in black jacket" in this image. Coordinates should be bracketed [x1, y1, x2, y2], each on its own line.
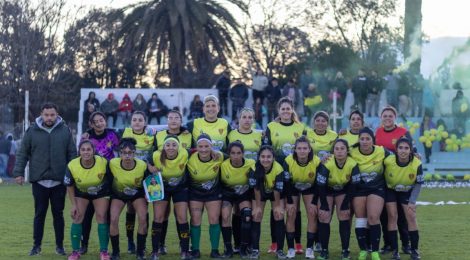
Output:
[13, 103, 77, 256]
[265, 78, 282, 122]
[216, 70, 231, 116]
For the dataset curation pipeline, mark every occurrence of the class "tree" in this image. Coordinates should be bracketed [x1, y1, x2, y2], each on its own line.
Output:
[116, 0, 247, 88]
[404, 0, 422, 75]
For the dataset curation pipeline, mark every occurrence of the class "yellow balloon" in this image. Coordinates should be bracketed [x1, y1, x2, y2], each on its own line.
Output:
[430, 129, 437, 135]
[441, 131, 449, 138]
[419, 136, 426, 143]
[445, 139, 452, 145]
[425, 141, 432, 148]
[413, 123, 420, 128]
[461, 103, 468, 113]
[429, 136, 436, 141]
[410, 128, 416, 135]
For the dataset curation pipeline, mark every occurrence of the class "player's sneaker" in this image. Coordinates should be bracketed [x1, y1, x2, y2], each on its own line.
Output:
[276, 250, 287, 259]
[79, 245, 88, 255]
[340, 249, 351, 259]
[295, 243, 303, 254]
[402, 245, 412, 255]
[305, 248, 315, 259]
[250, 249, 260, 259]
[158, 246, 167, 255]
[150, 252, 159, 260]
[314, 243, 322, 252]
[128, 241, 136, 254]
[68, 251, 80, 260]
[316, 250, 329, 260]
[100, 251, 111, 260]
[268, 243, 277, 253]
[191, 250, 201, 259]
[111, 252, 120, 260]
[286, 248, 295, 259]
[391, 250, 401, 260]
[380, 245, 392, 254]
[29, 245, 41, 256]
[410, 249, 421, 260]
[56, 247, 67, 256]
[358, 250, 368, 260]
[371, 251, 381, 260]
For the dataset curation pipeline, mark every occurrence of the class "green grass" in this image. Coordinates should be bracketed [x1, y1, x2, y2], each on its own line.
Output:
[0, 184, 469, 259]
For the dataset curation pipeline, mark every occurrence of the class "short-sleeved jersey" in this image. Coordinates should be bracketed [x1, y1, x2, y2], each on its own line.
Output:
[284, 154, 321, 191]
[317, 156, 359, 191]
[187, 151, 224, 194]
[249, 161, 286, 195]
[151, 148, 189, 191]
[227, 130, 262, 160]
[265, 121, 305, 158]
[306, 128, 338, 159]
[155, 129, 192, 151]
[375, 126, 408, 152]
[121, 127, 155, 160]
[189, 118, 230, 151]
[339, 130, 359, 148]
[109, 158, 147, 199]
[220, 158, 255, 196]
[64, 155, 109, 197]
[384, 155, 424, 192]
[350, 145, 389, 191]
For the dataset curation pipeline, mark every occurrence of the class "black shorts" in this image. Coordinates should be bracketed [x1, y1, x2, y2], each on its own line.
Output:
[75, 192, 109, 201]
[261, 191, 285, 202]
[385, 188, 411, 204]
[189, 190, 222, 202]
[354, 187, 385, 199]
[291, 187, 315, 196]
[162, 188, 189, 203]
[222, 190, 252, 206]
[326, 187, 347, 197]
[111, 190, 145, 203]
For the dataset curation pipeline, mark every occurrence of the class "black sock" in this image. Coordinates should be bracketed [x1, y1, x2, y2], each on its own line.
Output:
[270, 210, 276, 243]
[125, 213, 136, 243]
[355, 228, 367, 251]
[380, 209, 390, 247]
[389, 230, 398, 251]
[81, 204, 94, 247]
[295, 211, 301, 244]
[251, 221, 261, 250]
[409, 230, 419, 250]
[221, 226, 233, 252]
[339, 220, 351, 251]
[397, 206, 410, 248]
[318, 222, 330, 252]
[151, 222, 163, 253]
[178, 223, 190, 253]
[286, 232, 295, 249]
[240, 215, 251, 246]
[369, 224, 381, 252]
[110, 234, 120, 254]
[275, 220, 286, 251]
[365, 227, 371, 249]
[136, 233, 147, 255]
[232, 214, 241, 248]
[160, 220, 168, 247]
[307, 232, 315, 249]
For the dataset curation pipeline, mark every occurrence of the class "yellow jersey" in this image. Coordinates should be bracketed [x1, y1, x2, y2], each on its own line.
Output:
[64, 155, 109, 197]
[121, 127, 155, 160]
[350, 146, 389, 191]
[155, 129, 192, 151]
[317, 156, 358, 191]
[187, 151, 224, 193]
[265, 121, 305, 158]
[227, 129, 262, 160]
[189, 118, 230, 151]
[384, 155, 424, 192]
[109, 158, 147, 199]
[284, 154, 321, 191]
[339, 130, 359, 148]
[151, 148, 189, 191]
[220, 158, 255, 196]
[305, 128, 338, 159]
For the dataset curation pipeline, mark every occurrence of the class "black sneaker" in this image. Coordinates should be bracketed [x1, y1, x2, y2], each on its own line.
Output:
[29, 245, 41, 256]
[341, 249, 351, 259]
[79, 245, 88, 255]
[410, 249, 421, 260]
[380, 245, 392, 254]
[314, 243, 322, 252]
[158, 245, 167, 255]
[180, 251, 192, 260]
[223, 249, 234, 258]
[55, 247, 66, 256]
[402, 245, 412, 255]
[128, 241, 136, 254]
[233, 246, 240, 254]
[317, 250, 329, 260]
[276, 250, 287, 259]
[191, 249, 201, 259]
[391, 250, 401, 260]
[250, 249, 260, 259]
[150, 252, 159, 260]
[136, 253, 146, 260]
[210, 250, 224, 259]
[111, 252, 121, 260]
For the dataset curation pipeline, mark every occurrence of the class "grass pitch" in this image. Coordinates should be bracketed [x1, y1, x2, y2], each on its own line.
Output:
[0, 184, 469, 259]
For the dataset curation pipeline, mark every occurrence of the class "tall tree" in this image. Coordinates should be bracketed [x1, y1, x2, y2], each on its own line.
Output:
[117, 0, 247, 88]
[404, 0, 422, 75]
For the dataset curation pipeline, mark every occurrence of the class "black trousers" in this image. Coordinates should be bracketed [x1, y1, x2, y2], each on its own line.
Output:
[32, 183, 66, 248]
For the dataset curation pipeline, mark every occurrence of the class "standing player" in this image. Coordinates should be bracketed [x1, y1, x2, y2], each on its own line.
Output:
[284, 136, 321, 259]
[316, 139, 359, 260]
[305, 111, 338, 160]
[339, 110, 364, 148]
[64, 140, 111, 260]
[384, 138, 423, 260]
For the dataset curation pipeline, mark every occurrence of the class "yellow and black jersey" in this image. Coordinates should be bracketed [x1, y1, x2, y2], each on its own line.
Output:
[151, 148, 189, 191]
[284, 154, 321, 191]
[220, 158, 255, 196]
[249, 161, 287, 195]
[227, 129, 262, 160]
[317, 156, 359, 191]
[109, 158, 148, 199]
[155, 129, 192, 151]
[187, 151, 224, 194]
[305, 128, 338, 159]
[64, 155, 109, 197]
[384, 155, 424, 192]
[339, 130, 359, 148]
[350, 145, 390, 191]
[264, 121, 305, 159]
[188, 118, 231, 151]
[121, 127, 155, 160]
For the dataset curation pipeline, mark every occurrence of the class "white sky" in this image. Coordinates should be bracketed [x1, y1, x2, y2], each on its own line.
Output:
[72, 0, 470, 39]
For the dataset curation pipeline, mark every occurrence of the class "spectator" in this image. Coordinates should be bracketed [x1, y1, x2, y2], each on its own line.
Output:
[254, 97, 264, 128]
[119, 93, 133, 126]
[189, 94, 204, 120]
[84, 91, 100, 111]
[6, 133, 16, 177]
[398, 72, 412, 116]
[229, 78, 249, 120]
[100, 93, 119, 127]
[420, 115, 436, 163]
[133, 93, 147, 113]
[299, 68, 315, 92]
[343, 81, 355, 117]
[147, 93, 167, 124]
[384, 70, 399, 108]
[216, 70, 231, 116]
[317, 71, 331, 109]
[265, 77, 282, 122]
[0, 130, 11, 177]
[13, 103, 76, 256]
[352, 69, 368, 112]
[82, 102, 96, 132]
[303, 83, 323, 125]
[250, 66, 269, 104]
[333, 71, 348, 100]
[365, 70, 383, 117]
[422, 83, 434, 117]
[282, 79, 301, 109]
[452, 89, 470, 131]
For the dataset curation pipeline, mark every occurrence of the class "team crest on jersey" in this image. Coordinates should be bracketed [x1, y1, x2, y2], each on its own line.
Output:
[392, 139, 397, 145]
[346, 174, 351, 181]
[107, 141, 113, 148]
[182, 143, 187, 148]
[179, 164, 185, 170]
[134, 178, 141, 186]
[409, 173, 415, 180]
[294, 132, 299, 138]
[145, 139, 150, 145]
[254, 140, 260, 146]
[275, 133, 279, 137]
[213, 165, 220, 173]
[77, 178, 82, 183]
[219, 128, 224, 135]
[372, 160, 380, 165]
[98, 173, 104, 180]
[308, 172, 315, 178]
